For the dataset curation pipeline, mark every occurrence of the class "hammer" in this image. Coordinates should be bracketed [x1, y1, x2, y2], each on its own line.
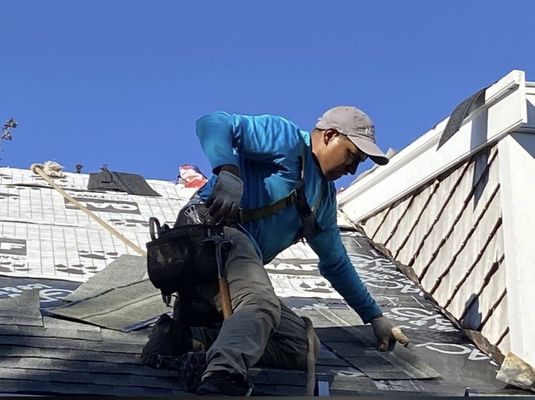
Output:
[213, 237, 233, 319]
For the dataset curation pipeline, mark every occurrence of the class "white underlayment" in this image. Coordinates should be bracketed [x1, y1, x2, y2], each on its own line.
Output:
[0, 167, 344, 301]
[0, 167, 196, 281]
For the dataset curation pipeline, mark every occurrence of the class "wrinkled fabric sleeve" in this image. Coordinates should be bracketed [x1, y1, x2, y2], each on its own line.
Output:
[196, 111, 301, 172]
[308, 227, 382, 323]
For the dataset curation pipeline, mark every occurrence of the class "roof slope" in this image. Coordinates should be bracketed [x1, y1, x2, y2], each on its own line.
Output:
[337, 69, 535, 382]
[0, 166, 518, 395]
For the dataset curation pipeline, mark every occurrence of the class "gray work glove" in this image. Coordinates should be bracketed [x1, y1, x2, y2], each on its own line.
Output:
[206, 171, 244, 224]
[370, 315, 409, 351]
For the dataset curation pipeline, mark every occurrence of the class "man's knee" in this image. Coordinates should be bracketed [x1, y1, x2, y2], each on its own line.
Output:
[233, 291, 282, 328]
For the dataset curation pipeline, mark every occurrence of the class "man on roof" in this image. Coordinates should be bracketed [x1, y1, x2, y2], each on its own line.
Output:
[175, 106, 409, 396]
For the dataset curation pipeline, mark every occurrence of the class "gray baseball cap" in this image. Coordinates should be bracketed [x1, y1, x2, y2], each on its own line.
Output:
[316, 106, 389, 165]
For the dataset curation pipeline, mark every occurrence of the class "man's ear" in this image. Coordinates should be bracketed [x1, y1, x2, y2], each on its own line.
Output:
[323, 129, 339, 144]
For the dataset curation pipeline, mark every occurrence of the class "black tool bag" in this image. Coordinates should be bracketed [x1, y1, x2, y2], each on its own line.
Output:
[146, 218, 225, 296]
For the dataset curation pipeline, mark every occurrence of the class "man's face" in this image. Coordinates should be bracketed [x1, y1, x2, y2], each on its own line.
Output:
[320, 132, 367, 181]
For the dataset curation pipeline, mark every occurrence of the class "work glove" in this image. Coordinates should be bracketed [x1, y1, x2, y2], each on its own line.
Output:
[205, 171, 244, 224]
[370, 315, 409, 351]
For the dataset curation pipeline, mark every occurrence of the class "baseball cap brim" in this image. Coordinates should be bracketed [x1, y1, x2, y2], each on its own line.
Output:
[347, 136, 389, 165]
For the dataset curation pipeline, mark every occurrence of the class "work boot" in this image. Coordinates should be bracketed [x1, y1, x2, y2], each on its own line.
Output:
[196, 371, 254, 396]
[141, 313, 192, 367]
[152, 351, 206, 392]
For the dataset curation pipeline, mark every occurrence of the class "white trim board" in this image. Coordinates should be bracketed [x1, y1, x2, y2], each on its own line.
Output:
[498, 131, 535, 369]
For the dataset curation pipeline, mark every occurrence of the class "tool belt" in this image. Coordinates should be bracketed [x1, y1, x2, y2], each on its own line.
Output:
[146, 217, 231, 300]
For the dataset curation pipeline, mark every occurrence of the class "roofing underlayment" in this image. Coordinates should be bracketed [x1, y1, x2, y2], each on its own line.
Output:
[0, 162, 530, 396]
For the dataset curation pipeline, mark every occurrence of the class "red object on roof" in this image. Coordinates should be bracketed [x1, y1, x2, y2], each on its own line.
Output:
[178, 164, 208, 188]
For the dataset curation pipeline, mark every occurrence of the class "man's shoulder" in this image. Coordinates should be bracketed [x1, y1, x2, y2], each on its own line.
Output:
[249, 113, 302, 131]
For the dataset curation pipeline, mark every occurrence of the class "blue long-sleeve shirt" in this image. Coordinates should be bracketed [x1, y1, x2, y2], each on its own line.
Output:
[196, 111, 382, 323]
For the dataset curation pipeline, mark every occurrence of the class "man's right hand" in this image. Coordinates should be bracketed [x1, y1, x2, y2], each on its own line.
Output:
[206, 170, 244, 224]
[370, 315, 409, 351]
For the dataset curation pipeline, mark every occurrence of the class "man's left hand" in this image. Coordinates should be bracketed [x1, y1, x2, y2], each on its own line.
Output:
[370, 315, 409, 351]
[206, 170, 243, 224]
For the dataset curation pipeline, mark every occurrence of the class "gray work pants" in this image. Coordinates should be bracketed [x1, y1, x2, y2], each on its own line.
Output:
[192, 226, 310, 378]
[175, 199, 316, 378]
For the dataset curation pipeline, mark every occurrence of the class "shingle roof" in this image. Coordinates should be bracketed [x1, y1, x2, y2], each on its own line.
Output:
[0, 166, 522, 396]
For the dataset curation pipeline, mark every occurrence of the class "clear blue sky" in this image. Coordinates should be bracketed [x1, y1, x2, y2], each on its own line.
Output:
[2, 0, 535, 188]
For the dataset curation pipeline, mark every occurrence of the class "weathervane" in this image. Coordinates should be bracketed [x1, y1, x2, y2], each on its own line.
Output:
[1, 118, 18, 161]
[1, 118, 17, 141]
